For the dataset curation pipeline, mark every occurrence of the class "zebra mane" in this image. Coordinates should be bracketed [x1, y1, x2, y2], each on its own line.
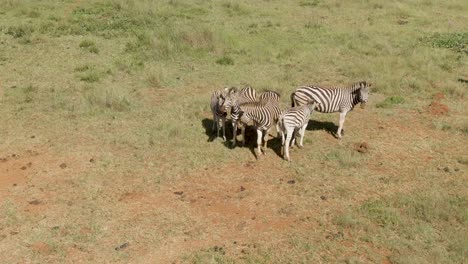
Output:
[238, 101, 264, 107]
[309, 81, 371, 91]
[260, 90, 280, 96]
[350, 81, 371, 90]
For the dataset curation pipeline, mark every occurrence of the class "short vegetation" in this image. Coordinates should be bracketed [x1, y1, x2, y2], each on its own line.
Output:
[0, 0, 467, 263]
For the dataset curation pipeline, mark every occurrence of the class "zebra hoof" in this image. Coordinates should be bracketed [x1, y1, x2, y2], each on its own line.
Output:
[297, 144, 303, 149]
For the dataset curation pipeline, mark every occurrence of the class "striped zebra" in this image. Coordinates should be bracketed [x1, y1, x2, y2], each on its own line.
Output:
[291, 81, 371, 138]
[227, 86, 257, 148]
[210, 88, 229, 141]
[259, 90, 282, 136]
[279, 100, 319, 161]
[259, 90, 280, 104]
[234, 100, 281, 156]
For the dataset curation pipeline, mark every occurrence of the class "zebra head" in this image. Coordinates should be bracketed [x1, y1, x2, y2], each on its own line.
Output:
[358, 82, 371, 109]
[219, 86, 237, 112]
[306, 98, 320, 111]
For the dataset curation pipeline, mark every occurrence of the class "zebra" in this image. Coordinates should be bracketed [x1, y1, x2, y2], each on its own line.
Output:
[279, 100, 319, 161]
[234, 100, 281, 156]
[259, 90, 280, 104]
[226, 86, 257, 148]
[210, 88, 230, 141]
[258, 90, 282, 135]
[291, 81, 371, 139]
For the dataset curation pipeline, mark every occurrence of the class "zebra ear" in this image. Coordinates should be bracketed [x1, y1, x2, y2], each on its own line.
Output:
[228, 87, 238, 95]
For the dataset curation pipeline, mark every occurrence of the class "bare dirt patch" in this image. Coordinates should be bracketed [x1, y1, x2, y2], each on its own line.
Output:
[432, 92, 445, 101]
[353, 142, 369, 153]
[0, 150, 40, 198]
[31, 242, 52, 255]
[428, 101, 449, 116]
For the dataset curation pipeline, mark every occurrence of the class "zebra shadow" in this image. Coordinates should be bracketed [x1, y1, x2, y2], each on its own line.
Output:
[239, 127, 283, 159]
[202, 118, 283, 157]
[202, 118, 231, 142]
[233, 128, 282, 159]
[306, 120, 339, 137]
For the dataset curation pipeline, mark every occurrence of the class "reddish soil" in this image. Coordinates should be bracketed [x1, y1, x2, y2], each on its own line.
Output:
[0, 150, 40, 198]
[432, 92, 445, 101]
[31, 242, 52, 255]
[353, 142, 369, 153]
[428, 101, 449, 116]
[1, 105, 467, 263]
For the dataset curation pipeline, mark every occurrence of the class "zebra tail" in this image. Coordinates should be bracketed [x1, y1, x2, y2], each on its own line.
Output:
[290, 92, 296, 107]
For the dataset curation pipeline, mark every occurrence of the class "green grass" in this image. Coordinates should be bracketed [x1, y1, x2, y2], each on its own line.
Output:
[0, 0, 467, 263]
[425, 32, 468, 54]
[376, 95, 405, 108]
[333, 191, 468, 264]
[79, 39, 99, 53]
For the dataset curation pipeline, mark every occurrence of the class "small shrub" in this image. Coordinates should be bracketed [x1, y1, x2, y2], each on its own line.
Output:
[27, 10, 40, 18]
[216, 56, 234, 65]
[88, 45, 99, 54]
[6, 24, 34, 38]
[360, 200, 401, 227]
[376, 96, 405, 108]
[80, 71, 100, 83]
[74, 65, 91, 72]
[180, 30, 214, 51]
[425, 32, 468, 54]
[147, 73, 161, 88]
[324, 149, 360, 168]
[333, 212, 362, 228]
[457, 156, 468, 165]
[85, 87, 131, 112]
[79, 39, 95, 48]
[79, 39, 99, 53]
[222, 2, 248, 16]
[299, 0, 320, 7]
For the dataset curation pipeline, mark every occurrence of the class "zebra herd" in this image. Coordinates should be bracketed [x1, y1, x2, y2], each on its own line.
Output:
[210, 82, 371, 161]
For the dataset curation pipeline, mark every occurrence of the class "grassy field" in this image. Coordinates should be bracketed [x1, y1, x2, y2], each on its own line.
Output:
[0, 0, 467, 263]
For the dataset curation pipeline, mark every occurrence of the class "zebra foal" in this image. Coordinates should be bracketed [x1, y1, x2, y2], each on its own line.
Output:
[236, 101, 280, 156]
[291, 81, 371, 139]
[279, 100, 319, 161]
[259, 90, 282, 136]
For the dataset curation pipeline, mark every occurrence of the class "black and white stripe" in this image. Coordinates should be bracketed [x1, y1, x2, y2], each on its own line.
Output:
[279, 101, 319, 161]
[236, 100, 281, 156]
[229, 86, 257, 124]
[291, 81, 371, 138]
[226, 86, 257, 148]
[210, 88, 229, 141]
[259, 90, 280, 104]
[259, 90, 282, 135]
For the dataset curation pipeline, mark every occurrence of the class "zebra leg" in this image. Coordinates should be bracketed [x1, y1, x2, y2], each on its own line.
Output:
[221, 116, 226, 142]
[216, 117, 220, 139]
[231, 121, 237, 148]
[284, 128, 294, 161]
[337, 112, 347, 139]
[256, 129, 263, 157]
[275, 122, 280, 137]
[290, 129, 297, 148]
[298, 123, 307, 148]
[262, 128, 269, 155]
[212, 114, 217, 135]
[241, 125, 246, 147]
